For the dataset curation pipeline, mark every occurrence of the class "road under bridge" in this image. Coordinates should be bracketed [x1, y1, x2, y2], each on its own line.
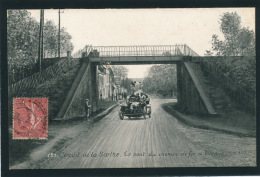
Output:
[55, 44, 255, 121]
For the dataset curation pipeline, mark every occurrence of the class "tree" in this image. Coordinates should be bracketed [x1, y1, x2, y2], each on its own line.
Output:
[8, 10, 39, 63]
[111, 65, 130, 90]
[220, 11, 241, 55]
[43, 20, 58, 58]
[142, 64, 177, 97]
[205, 11, 256, 96]
[8, 10, 75, 83]
[59, 27, 74, 56]
[208, 12, 255, 56]
[122, 78, 134, 94]
[237, 27, 255, 56]
[8, 10, 74, 61]
[111, 66, 128, 78]
[44, 22, 74, 58]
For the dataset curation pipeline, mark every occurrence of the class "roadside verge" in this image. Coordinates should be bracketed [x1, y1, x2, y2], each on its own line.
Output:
[91, 104, 119, 123]
[162, 102, 256, 138]
[9, 102, 118, 168]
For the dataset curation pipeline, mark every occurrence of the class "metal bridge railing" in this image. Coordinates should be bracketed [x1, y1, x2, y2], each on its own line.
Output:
[73, 44, 199, 58]
[91, 45, 199, 57]
[73, 45, 93, 58]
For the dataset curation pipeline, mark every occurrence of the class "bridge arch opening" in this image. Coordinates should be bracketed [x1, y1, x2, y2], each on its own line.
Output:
[84, 45, 198, 115]
[87, 61, 181, 116]
[95, 63, 178, 102]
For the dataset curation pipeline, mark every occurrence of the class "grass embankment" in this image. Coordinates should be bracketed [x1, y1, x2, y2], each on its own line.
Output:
[9, 61, 81, 166]
[9, 66, 118, 166]
[163, 102, 256, 138]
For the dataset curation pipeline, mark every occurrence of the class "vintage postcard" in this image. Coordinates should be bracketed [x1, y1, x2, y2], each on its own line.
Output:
[6, 8, 256, 171]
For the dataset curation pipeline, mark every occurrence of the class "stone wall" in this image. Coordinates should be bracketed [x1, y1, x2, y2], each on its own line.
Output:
[177, 62, 217, 116]
[63, 63, 91, 119]
[192, 56, 255, 113]
[62, 62, 99, 120]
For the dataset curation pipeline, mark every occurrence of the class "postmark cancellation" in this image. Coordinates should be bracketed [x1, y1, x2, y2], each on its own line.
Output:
[13, 98, 48, 139]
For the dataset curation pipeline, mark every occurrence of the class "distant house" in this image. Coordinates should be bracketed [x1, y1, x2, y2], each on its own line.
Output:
[113, 75, 129, 100]
[97, 65, 115, 100]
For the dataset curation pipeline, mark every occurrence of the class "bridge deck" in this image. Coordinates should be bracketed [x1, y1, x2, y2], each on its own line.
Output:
[73, 44, 199, 58]
[89, 56, 184, 64]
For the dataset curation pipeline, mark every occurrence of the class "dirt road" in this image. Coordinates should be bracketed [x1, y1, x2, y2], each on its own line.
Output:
[13, 99, 256, 169]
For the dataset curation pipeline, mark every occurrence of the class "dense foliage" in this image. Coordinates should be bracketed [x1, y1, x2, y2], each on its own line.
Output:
[8, 10, 74, 82]
[112, 66, 128, 78]
[8, 10, 40, 64]
[43, 20, 74, 58]
[8, 10, 74, 61]
[206, 12, 255, 56]
[205, 12, 255, 95]
[204, 56, 255, 94]
[142, 64, 177, 98]
[112, 65, 133, 93]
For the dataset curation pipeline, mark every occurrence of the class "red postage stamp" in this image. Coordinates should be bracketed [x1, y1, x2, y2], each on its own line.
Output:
[13, 98, 48, 139]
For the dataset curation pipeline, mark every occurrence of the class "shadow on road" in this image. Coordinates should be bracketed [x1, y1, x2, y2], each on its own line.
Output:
[122, 117, 146, 121]
[122, 117, 152, 121]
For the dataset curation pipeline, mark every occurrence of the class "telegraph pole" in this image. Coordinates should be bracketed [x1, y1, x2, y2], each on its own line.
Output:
[38, 10, 42, 65]
[40, 9, 44, 70]
[58, 9, 64, 58]
[38, 9, 44, 72]
[58, 9, 60, 58]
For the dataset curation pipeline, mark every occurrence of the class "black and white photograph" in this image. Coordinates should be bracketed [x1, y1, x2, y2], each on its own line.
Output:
[5, 8, 256, 171]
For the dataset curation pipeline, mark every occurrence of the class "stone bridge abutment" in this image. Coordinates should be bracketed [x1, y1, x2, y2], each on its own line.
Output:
[56, 55, 219, 120]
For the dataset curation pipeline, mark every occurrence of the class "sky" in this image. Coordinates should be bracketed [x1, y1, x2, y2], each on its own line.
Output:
[27, 8, 255, 78]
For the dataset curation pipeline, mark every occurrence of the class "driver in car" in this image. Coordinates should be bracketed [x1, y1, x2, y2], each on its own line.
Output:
[126, 92, 136, 107]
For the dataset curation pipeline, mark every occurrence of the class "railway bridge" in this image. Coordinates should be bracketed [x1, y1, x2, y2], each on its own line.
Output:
[55, 45, 253, 120]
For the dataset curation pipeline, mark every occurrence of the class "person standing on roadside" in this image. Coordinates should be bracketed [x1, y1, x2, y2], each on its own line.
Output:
[85, 99, 91, 121]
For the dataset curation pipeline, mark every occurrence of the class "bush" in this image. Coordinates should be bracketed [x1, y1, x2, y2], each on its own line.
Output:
[206, 56, 255, 94]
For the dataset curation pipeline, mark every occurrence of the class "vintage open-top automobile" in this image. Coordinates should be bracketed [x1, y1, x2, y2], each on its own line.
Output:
[119, 95, 151, 120]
